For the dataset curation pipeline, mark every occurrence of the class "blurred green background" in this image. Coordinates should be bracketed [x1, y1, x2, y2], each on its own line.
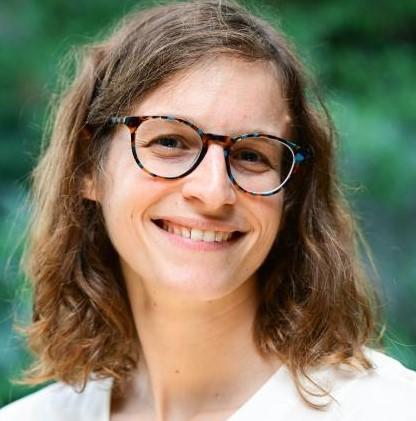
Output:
[1, 0, 415, 407]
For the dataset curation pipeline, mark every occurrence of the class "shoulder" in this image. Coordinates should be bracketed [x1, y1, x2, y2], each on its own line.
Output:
[0, 377, 113, 421]
[223, 348, 416, 421]
[323, 347, 416, 419]
[364, 346, 416, 382]
[344, 347, 416, 394]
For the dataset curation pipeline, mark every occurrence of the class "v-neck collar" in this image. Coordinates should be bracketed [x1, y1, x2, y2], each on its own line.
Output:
[102, 365, 290, 420]
[226, 364, 291, 420]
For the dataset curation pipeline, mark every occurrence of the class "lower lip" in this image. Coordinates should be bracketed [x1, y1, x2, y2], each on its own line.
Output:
[151, 220, 243, 251]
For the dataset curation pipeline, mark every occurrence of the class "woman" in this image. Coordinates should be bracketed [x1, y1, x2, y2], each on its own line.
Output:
[1, 0, 415, 420]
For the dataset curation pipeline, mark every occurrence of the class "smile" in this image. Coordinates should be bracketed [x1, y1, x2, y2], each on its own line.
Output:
[152, 219, 243, 243]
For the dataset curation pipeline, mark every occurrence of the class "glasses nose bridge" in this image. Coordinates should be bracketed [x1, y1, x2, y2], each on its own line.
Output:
[201, 132, 234, 152]
[192, 132, 233, 183]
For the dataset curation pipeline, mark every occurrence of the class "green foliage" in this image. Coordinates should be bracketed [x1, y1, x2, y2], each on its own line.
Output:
[1, 0, 415, 407]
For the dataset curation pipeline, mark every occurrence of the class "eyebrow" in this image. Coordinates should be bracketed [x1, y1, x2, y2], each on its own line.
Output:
[154, 112, 286, 138]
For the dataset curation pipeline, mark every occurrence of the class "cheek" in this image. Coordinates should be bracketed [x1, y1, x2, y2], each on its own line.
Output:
[264, 209, 283, 256]
[102, 179, 146, 223]
[100, 169, 176, 247]
[258, 193, 284, 239]
[243, 194, 283, 263]
[256, 197, 284, 268]
[99, 169, 142, 244]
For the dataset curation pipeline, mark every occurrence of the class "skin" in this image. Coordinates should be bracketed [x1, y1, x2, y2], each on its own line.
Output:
[86, 56, 292, 421]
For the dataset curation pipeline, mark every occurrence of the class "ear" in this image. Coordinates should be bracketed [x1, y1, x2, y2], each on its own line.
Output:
[81, 174, 99, 202]
[78, 126, 99, 202]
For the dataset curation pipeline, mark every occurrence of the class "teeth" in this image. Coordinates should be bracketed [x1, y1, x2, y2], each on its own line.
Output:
[203, 231, 216, 242]
[216, 231, 231, 242]
[181, 226, 191, 238]
[190, 228, 204, 241]
[159, 220, 235, 243]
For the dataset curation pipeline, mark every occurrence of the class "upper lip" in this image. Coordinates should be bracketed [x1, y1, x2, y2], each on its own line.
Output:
[151, 216, 247, 233]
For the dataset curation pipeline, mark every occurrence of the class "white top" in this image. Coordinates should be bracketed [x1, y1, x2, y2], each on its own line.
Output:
[1, 347, 415, 420]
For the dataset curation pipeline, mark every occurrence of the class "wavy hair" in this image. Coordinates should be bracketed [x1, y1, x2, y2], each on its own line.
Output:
[17, 0, 385, 410]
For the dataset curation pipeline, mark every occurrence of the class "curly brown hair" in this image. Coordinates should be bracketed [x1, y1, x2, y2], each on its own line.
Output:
[17, 0, 385, 410]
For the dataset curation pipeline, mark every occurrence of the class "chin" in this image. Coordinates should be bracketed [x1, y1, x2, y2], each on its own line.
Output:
[153, 270, 244, 302]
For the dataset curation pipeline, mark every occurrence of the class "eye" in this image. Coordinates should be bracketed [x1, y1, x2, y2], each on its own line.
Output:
[233, 149, 271, 167]
[235, 150, 266, 163]
[151, 135, 187, 149]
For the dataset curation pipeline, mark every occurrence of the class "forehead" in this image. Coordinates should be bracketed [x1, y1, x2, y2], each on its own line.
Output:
[133, 56, 291, 136]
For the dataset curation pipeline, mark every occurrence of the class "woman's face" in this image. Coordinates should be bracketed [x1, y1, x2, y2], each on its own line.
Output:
[93, 56, 291, 302]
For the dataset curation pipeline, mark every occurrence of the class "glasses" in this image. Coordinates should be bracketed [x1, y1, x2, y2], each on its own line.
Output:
[109, 115, 311, 196]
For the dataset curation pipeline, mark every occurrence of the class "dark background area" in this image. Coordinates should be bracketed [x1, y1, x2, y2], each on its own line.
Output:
[1, 0, 415, 406]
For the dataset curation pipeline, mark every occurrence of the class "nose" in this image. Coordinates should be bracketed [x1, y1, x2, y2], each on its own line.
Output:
[181, 143, 237, 211]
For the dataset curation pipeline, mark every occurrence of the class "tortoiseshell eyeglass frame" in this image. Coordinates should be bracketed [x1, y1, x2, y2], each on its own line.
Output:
[109, 115, 312, 196]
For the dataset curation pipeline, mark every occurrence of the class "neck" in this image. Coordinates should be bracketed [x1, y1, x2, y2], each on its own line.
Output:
[116, 266, 281, 420]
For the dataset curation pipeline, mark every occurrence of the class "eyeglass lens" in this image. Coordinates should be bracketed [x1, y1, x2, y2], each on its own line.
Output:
[134, 118, 295, 194]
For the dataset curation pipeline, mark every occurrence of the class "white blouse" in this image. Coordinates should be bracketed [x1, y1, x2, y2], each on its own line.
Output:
[1, 347, 415, 420]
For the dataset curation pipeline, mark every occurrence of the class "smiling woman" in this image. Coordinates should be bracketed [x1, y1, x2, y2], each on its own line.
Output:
[86, 57, 289, 303]
[1, 0, 416, 420]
